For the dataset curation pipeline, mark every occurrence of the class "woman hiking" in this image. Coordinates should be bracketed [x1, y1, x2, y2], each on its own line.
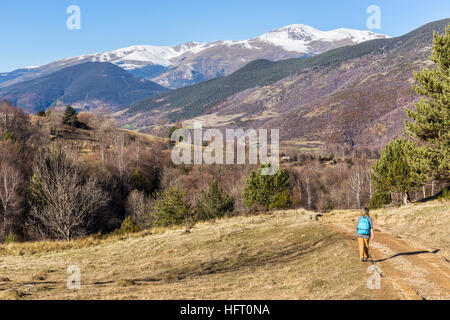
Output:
[356, 207, 374, 262]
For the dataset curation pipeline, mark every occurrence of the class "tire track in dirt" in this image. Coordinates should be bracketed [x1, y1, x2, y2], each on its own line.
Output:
[327, 221, 450, 300]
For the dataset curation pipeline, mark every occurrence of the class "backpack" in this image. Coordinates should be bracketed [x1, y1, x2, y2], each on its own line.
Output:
[357, 216, 371, 235]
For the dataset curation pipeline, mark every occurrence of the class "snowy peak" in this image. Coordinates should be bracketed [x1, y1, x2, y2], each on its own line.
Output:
[255, 24, 388, 53]
[78, 24, 388, 70]
[1, 23, 389, 89]
[89, 45, 194, 68]
[267, 24, 323, 40]
[83, 42, 220, 70]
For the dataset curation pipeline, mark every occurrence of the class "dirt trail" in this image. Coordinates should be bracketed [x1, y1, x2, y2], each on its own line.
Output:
[327, 221, 450, 300]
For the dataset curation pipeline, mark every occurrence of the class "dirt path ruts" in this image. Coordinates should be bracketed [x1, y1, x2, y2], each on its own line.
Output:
[327, 222, 450, 300]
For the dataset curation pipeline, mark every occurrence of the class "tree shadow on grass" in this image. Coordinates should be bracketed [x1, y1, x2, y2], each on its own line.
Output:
[373, 249, 440, 263]
[132, 232, 339, 283]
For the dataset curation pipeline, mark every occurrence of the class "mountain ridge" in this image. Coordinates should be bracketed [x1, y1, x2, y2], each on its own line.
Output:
[0, 24, 387, 89]
[122, 18, 450, 150]
[0, 62, 169, 113]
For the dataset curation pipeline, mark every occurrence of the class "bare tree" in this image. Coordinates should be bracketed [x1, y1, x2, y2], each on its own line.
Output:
[0, 160, 21, 235]
[91, 107, 116, 164]
[0, 100, 31, 143]
[134, 139, 142, 169]
[350, 166, 365, 209]
[126, 190, 155, 228]
[365, 167, 373, 199]
[291, 169, 303, 206]
[46, 107, 64, 137]
[27, 145, 109, 241]
[159, 167, 179, 190]
[300, 158, 315, 210]
[110, 131, 131, 182]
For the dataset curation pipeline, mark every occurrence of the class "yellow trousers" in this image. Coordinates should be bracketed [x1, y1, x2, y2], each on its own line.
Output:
[358, 237, 370, 259]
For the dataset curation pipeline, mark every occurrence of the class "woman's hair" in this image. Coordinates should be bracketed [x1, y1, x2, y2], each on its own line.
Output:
[363, 207, 370, 216]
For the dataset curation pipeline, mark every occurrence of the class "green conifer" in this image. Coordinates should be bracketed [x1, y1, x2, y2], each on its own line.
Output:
[405, 24, 450, 183]
[372, 139, 424, 205]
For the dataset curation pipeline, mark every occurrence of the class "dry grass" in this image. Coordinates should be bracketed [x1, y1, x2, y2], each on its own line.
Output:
[183, 112, 245, 128]
[0, 228, 172, 256]
[0, 289, 27, 300]
[120, 129, 168, 143]
[0, 209, 377, 300]
[373, 200, 450, 258]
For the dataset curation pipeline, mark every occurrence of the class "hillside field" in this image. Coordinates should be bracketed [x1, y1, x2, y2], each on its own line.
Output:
[0, 200, 448, 300]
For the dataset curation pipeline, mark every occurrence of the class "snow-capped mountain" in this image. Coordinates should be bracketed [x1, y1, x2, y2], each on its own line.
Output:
[255, 24, 387, 53]
[0, 24, 388, 89]
[84, 42, 216, 70]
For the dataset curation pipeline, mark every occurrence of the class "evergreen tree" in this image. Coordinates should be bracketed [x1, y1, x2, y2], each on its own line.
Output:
[368, 190, 392, 210]
[152, 187, 190, 227]
[268, 190, 290, 210]
[194, 180, 234, 221]
[372, 139, 424, 205]
[405, 24, 450, 183]
[243, 164, 290, 209]
[62, 105, 79, 127]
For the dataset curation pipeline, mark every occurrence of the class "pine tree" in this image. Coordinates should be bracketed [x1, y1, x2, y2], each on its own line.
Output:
[62, 105, 79, 127]
[243, 164, 290, 208]
[368, 190, 392, 210]
[372, 139, 424, 205]
[152, 187, 190, 227]
[194, 180, 234, 221]
[405, 24, 450, 183]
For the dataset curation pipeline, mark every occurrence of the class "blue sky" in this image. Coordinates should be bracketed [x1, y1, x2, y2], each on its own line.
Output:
[0, 0, 449, 71]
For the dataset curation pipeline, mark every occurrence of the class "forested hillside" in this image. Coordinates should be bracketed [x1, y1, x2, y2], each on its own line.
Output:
[124, 19, 450, 151]
[0, 62, 169, 113]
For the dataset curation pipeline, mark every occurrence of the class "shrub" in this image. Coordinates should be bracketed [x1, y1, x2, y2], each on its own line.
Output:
[1, 130, 15, 142]
[438, 188, 450, 201]
[368, 190, 392, 210]
[194, 180, 234, 221]
[113, 216, 141, 236]
[1, 233, 17, 244]
[131, 168, 148, 192]
[168, 125, 181, 139]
